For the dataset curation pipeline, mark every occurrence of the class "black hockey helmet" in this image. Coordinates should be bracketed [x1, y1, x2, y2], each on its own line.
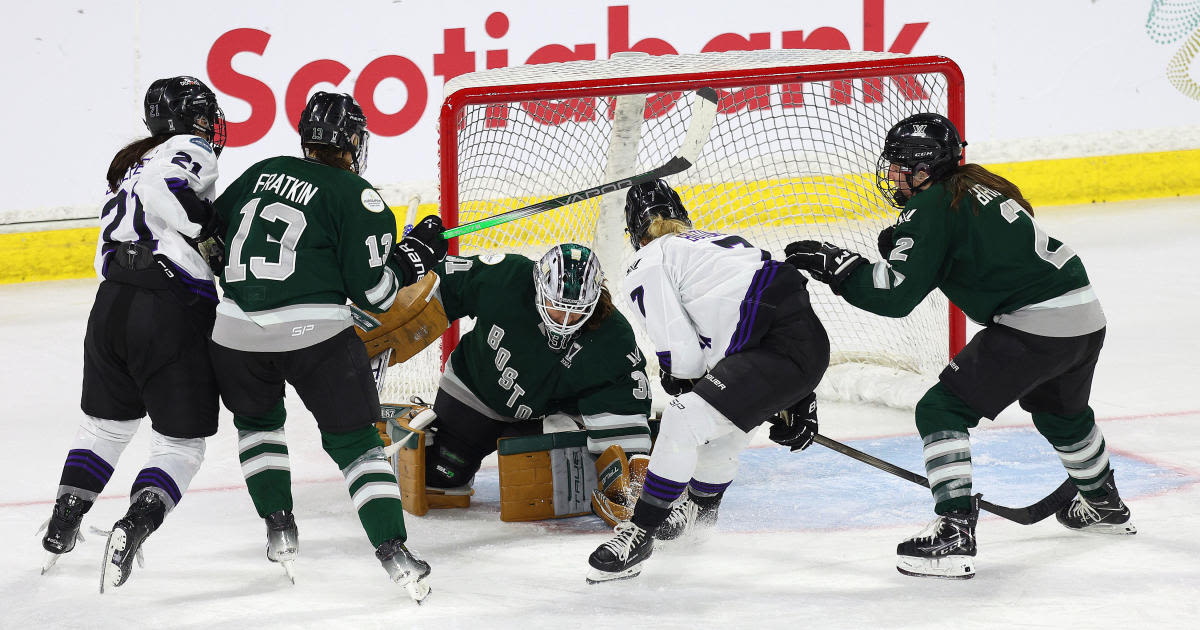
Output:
[144, 76, 226, 154]
[624, 179, 691, 251]
[876, 112, 965, 208]
[298, 92, 369, 174]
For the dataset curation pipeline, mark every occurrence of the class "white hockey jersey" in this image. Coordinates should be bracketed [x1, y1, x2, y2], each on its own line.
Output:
[623, 230, 777, 379]
[94, 134, 219, 282]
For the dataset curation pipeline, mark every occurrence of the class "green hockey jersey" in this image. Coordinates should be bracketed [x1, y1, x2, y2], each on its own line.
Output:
[211, 156, 405, 351]
[840, 180, 1105, 337]
[436, 253, 652, 454]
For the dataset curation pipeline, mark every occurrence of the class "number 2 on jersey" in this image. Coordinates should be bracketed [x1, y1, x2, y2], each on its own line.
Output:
[999, 199, 1075, 269]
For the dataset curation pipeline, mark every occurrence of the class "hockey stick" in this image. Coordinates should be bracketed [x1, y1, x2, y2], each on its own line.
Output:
[812, 434, 1078, 525]
[440, 87, 720, 240]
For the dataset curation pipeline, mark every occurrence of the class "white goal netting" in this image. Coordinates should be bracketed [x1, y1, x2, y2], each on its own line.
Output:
[382, 50, 964, 410]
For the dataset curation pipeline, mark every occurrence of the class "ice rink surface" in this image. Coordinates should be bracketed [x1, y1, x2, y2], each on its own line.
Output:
[1, 197, 1198, 629]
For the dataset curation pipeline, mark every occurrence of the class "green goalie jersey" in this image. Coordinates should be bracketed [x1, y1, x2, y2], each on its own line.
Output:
[839, 180, 1104, 337]
[435, 253, 652, 450]
[211, 156, 405, 352]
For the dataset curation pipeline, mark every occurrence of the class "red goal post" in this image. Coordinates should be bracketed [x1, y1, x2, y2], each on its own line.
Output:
[382, 50, 966, 408]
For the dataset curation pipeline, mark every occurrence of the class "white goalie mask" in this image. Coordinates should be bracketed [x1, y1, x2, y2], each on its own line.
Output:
[533, 243, 604, 350]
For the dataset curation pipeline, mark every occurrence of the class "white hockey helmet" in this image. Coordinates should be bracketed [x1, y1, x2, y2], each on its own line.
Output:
[533, 243, 604, 350]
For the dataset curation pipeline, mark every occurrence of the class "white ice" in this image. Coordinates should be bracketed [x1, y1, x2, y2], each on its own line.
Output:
[1, 198, 1197, 629]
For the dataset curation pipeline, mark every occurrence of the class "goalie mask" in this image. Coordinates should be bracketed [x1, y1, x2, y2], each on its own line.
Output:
[299, 92, 370, 174]
[624, 179, 691, 251]
[533, 244, 604, 350]
[144, 76, 226, 155]
[876, 112, 965, 208]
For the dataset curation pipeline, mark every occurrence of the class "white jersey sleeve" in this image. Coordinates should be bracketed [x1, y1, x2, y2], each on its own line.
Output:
[624, 230, 779, 376]
[94, 134, 220, 280]
[625, 243, 706, 378]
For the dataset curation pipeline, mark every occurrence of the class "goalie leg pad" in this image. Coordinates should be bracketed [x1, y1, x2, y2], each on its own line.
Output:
[379, 403, 473, 516]
[498, 431, 597, 522]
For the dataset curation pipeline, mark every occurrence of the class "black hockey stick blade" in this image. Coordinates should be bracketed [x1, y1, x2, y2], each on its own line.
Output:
[812, 434, 1076, 525]
[441, 87, 720, 240]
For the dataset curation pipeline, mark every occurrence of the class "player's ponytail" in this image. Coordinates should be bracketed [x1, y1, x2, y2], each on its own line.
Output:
[106, 135, 173, 193]
[643, 217, 692, 243]
[945, 164, 1034, 216]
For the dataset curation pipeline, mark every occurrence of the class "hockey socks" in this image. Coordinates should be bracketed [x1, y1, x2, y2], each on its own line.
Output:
[1032, 409, 1112, 497]
[56, 416, 140, 500]
[236, 403, 293, 518]
[323, 426, 406, 548]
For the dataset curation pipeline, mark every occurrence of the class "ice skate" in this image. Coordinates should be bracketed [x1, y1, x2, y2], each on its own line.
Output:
[896, 496, 978, 580]
[1056, 472, 1136, 535]
[377, 538, 432, 604]
[586, 521, 654, 583]
[264, 510, 299, 584]
[654, 497, 719, 541]
[40, 493, 92, 574]
[100, 491, 165, 593]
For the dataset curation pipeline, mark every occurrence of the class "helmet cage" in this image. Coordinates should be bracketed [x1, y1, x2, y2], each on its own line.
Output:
[874, 113, 964, 209]
[298, 92, 370, 174]
[533, 244, 604, 350]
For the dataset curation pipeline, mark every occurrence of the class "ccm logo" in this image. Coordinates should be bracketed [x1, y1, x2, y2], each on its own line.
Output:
[291, 324, 316, 336]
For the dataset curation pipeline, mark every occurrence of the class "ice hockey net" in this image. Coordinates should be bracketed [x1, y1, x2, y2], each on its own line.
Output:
[381, 49, 966, 410]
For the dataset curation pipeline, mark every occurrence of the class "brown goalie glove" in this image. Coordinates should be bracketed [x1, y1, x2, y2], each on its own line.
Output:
[590, 445, 650, 527]
[352, 270, 448, 366]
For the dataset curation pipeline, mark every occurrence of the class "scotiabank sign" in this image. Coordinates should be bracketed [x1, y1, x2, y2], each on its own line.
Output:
[206, 2, 927, 147]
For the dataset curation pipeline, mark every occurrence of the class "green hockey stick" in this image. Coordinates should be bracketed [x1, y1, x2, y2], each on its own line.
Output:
[440, 87, 720, 240]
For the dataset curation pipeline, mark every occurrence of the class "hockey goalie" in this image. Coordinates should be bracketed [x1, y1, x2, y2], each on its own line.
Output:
[358, 243, 653, 525]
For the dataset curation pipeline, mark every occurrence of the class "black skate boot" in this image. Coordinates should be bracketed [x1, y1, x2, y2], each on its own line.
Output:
[586, 521, 654, 583]
[377, 538, 431, 603]
[100, 491, 165, 593]
[896, 495, 979, 580]
[40, 493, 93, 574]
[654, 497, 719, 541]
[265, 510, 299, 583]
[1056, 472, 1136, 535]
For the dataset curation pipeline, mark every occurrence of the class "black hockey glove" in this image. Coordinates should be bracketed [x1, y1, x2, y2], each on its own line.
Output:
[189, 205, 227, 276]
[660, 372, 698, 397]
[768, 392, 818, 452]
[393, 216, 448, 284]
[877, 224, 896, 260]
[784, 240, 867, 295]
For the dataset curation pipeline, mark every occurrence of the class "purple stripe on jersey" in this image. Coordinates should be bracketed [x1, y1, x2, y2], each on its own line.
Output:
[67, 449, 115, 475]
[160, 258, 217, 301]
[727, 261, 780, 355]
[63, 459, 114, 484]
[132, 467, 183, 504]
[688, 479, 731, 497]
[655, 351, 671, 371]
[164, 177, 189, 192]
[641, 470, 688, 503]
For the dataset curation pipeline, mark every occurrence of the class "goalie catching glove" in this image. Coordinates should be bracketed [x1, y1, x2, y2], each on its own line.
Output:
[784, 240, 867, 295]
[768, 392, 818, 451]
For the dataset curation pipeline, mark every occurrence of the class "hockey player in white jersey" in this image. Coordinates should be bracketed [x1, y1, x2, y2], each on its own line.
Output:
[38, 76, 227, 592]
[587, 180, 830, 583]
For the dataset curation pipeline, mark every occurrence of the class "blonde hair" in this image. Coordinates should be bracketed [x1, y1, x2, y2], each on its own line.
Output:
[642, 217, 692, 245]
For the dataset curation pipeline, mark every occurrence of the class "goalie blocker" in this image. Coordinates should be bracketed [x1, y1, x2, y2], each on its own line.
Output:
[378, 406, 654, 522]
[353, 270, 448, 367]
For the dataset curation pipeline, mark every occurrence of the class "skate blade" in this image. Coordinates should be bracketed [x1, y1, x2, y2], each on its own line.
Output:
[406, 578, 431, 604]
[585, 564, 643, 584]
[896, 554, 975, 580]
[280, 559, 296, 585]
[42, 551, 62, 575]
[1076, 521, 1137, 535]
[99, 529, 128, 594]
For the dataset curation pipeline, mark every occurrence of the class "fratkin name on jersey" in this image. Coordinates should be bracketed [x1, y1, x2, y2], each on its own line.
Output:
[94, 134, 219, 284]
[624, 230, 777, 379]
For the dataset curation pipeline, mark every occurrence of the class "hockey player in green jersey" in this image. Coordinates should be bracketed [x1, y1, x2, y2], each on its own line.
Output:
[786, 113, 1134, 580]
[209, 92, 445, 601]
[421, 243, 652, 501]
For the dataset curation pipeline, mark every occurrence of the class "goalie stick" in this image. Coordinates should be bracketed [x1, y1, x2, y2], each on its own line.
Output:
[440, 87, 720, 240]
[812, 434, 1077, 525]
